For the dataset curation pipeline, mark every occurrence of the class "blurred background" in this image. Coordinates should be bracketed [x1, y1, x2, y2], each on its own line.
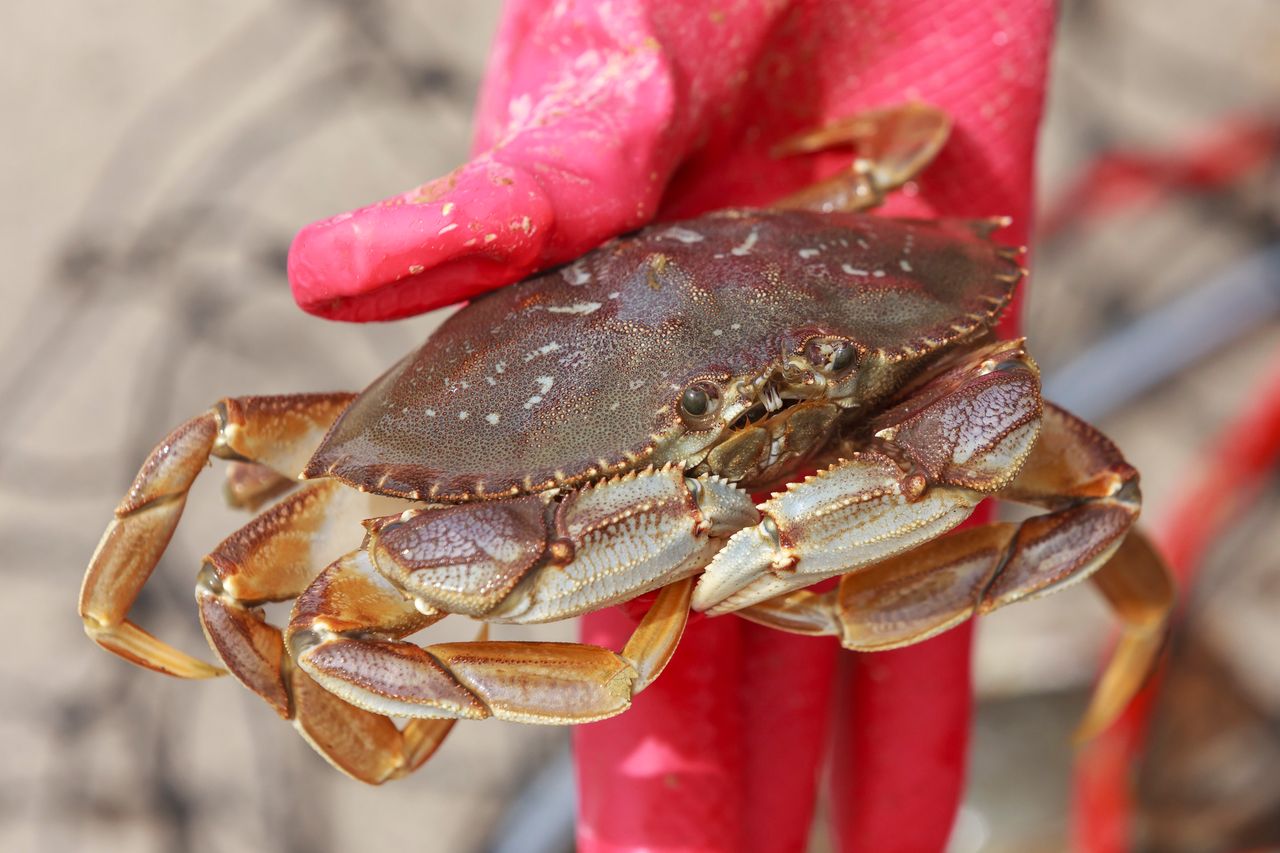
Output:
[2, 1, 1278, 851]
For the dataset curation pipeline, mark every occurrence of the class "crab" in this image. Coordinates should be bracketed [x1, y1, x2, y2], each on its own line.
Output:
[80, 105, 1174, 784]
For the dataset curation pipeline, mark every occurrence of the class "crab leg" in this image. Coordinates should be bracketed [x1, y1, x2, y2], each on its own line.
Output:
[203, 534, 458, 784]
[738, 404, 1175, 736]
[222, 460, 297, 511]
[192, 464, 444, 782]
[1079, 530, 1173, 739]
[693, 338, 1042, 614]
[286, 549, 694, 730]
[289, 657, 460, 784]
[771, 103, 952, 213]
[195, 479, 409, 713]
[79, 393, 354, 677]
[996, 403, 1175, 737]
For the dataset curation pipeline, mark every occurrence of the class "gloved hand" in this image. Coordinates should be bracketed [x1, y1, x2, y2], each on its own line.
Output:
[287, 1, 1055, 849]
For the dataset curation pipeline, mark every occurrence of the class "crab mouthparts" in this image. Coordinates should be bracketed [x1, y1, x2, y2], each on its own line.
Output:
[727, 367, 828, 429]
[699, 380, 843, 488]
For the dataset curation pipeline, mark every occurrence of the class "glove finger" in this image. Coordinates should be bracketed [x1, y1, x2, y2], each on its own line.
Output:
[289, 1, 803, 321]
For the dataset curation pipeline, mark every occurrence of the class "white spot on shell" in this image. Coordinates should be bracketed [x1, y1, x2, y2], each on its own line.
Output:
[425, 408, 436, 417]
[657, 226, 705, 244]
[628, 379, 645, 390]
[731, 323, 741, 330]
[798, 248, 820, 259]
[524, 342, 562, 362]
[495, 361, 507, 374]
[899, 259, 913, 272]
[458, 411, 469, 420]
[408, 264, 425, 274]
[438, 223, 458, 235]
[608, 291, 621, 299]
[841, 264, 868, 276]
[485, 413, 500, 425]
[712, 329, 723, 336]
[522, 376, 555, 411]
[563, 260, 592, 285]
[873, 269, 886, 278]
[485, 376, 498, 386]
[441, 202, 456, 216]
[545, 301, 602, 315]
[730, 230, 759, 256]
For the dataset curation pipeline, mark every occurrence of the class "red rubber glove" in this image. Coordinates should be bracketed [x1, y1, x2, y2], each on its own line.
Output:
[288, 2, 1054, 850]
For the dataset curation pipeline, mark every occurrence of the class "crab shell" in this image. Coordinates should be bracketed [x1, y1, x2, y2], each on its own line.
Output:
[305, 209, 1020, 501]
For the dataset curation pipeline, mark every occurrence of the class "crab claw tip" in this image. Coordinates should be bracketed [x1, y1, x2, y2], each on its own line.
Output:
[692, 524, 783, 613]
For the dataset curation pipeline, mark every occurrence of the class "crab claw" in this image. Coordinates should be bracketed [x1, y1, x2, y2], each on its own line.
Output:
[691, 454, 984, 615]
[691, 521, 785, 613]
[695, 342, 1044, 615]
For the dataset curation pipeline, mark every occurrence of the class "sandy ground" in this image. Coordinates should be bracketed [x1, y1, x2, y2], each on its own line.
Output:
[2, 2, 1277, 851]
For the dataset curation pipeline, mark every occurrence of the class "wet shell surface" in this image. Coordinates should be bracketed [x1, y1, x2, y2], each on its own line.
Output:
[307, 210, 1020, 501]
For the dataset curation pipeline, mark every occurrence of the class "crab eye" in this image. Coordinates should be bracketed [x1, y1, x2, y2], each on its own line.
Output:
[829, 343, 858, 373]
[679, 381, 721, 422]
[806, 339, 859, 375]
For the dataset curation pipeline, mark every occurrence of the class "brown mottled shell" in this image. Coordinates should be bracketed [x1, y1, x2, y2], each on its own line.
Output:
[306, 210, 1021, 501]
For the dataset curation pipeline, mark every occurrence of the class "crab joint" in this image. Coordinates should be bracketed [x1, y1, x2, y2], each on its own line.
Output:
[547, 537, 576, 566]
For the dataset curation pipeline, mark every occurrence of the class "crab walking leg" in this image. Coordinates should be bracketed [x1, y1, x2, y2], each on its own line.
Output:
[1077, 530, 1173, 739]
[204, 546, 457, 784]
[739, 404, 1175, 735]
[692, 338, 1042, 614]
[287, 550, 695, 730]
[222, 461, 297, 511]
[998, 403, 1176, 738]
[195, 479, 410, 716]
[79, 393, 355, 677]
[189, 443, 434, 781]
[771, 103, 952, 213]
[289, 659, 460, 784]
